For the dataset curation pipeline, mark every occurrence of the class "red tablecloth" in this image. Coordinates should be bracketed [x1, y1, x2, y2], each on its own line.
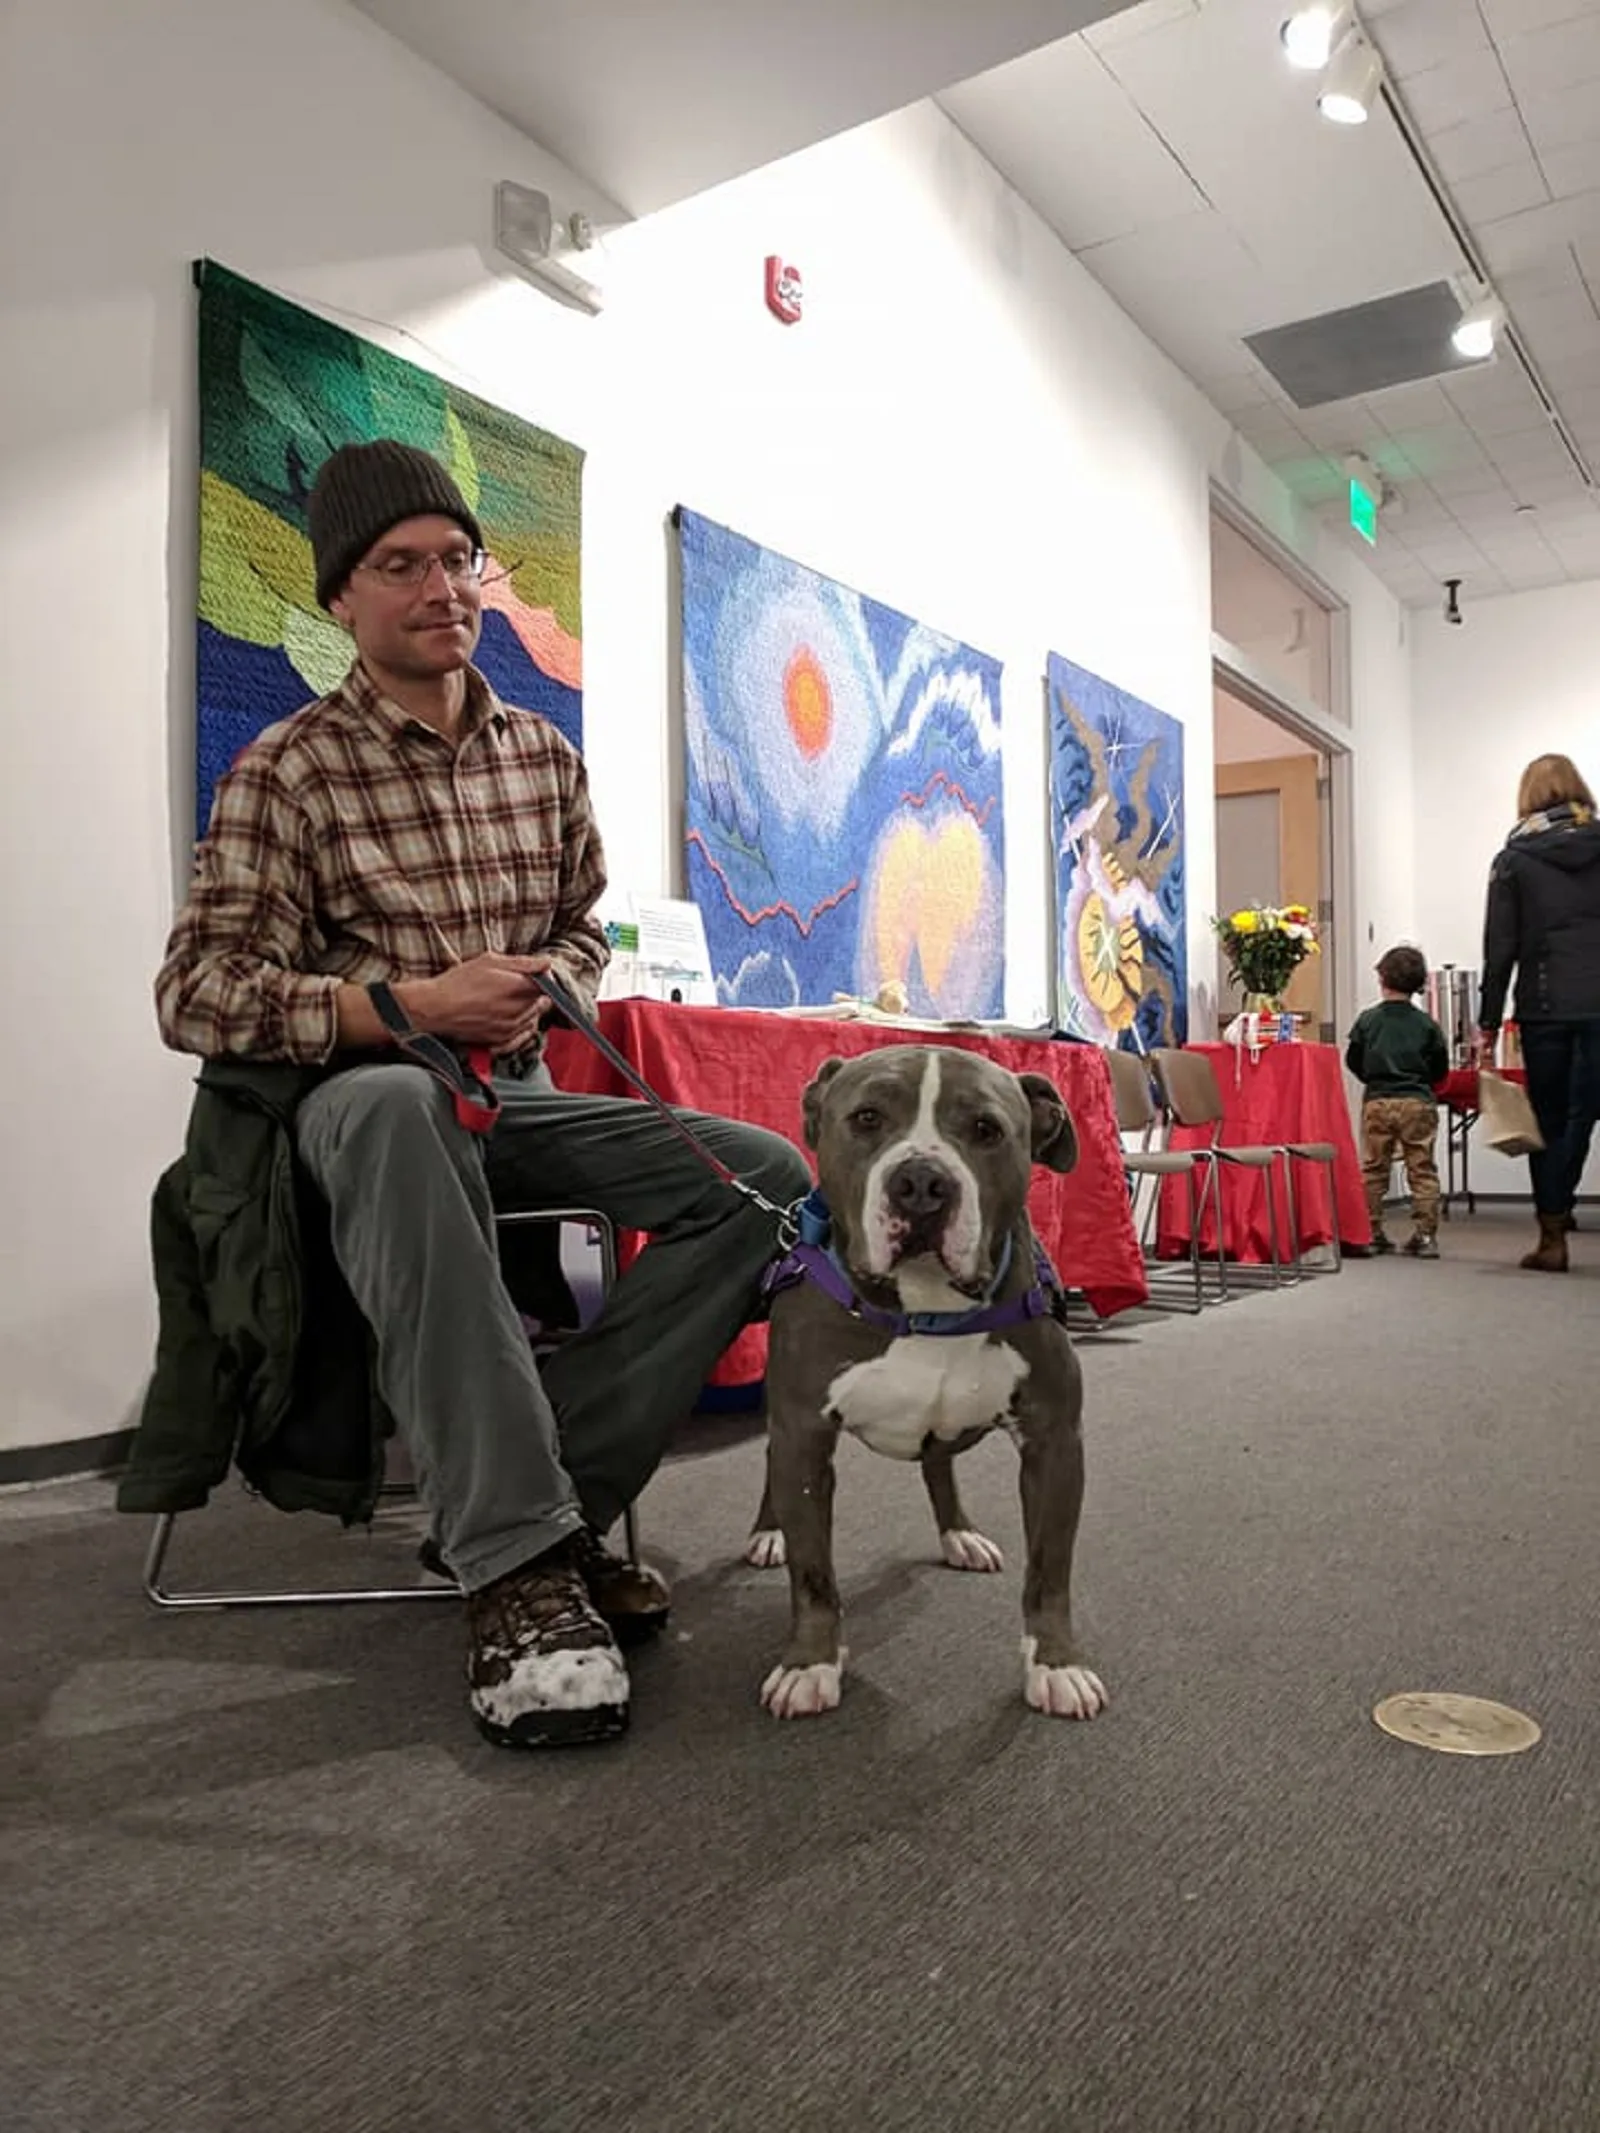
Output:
[1155, 1041, 1371, 1261]
[544, 1000, 1149, 1383]
[1435, 1066, 1525, 1113]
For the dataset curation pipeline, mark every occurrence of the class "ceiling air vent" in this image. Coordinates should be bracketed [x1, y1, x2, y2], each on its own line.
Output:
[1245, 280, 1487, 409]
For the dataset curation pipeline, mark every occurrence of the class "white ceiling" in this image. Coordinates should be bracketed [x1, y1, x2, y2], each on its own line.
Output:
[350, 0, 1140, 217]
[943, 0, 1600, 605]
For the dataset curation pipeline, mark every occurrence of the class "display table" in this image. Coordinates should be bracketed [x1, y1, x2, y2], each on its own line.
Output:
[1434, 1066, 1527, 1216]
[1155, 1041, 1371, 1262]
[544, 1000, 1149, 1384]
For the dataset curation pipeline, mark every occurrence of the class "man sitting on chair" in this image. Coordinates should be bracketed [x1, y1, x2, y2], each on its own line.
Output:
[156, 439, 808, 1752]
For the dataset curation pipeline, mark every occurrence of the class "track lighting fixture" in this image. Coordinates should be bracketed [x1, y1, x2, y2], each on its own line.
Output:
[1317, 34, 1383, 123]
[1451, 295, 1505, 360]
[1280, 6, 1349, 72]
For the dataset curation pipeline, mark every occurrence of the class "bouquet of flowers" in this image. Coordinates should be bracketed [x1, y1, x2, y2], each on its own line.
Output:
[1211, 903, 1319, 1004]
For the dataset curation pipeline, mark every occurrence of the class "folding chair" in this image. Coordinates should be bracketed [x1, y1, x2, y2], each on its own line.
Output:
[141, 1208, 635, 1610]
[1148, 1050, 1295, 1288]
[1101, 1047, 1225, 1311]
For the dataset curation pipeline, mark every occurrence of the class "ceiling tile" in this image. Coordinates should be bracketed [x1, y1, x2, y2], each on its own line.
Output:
[1452, 157, 1552, 222]
[1081, 0, 1202, 52]
[1367, 377, 1460, 426]
[1431, 462, 1517, 496]
[1544, 529, 1600, 573]
[1510, 470, 1594, 505]
[1398, 47, 1515, 130]
[1539, 346, 1600, 390]
[1412, 536, 1492, 571]
[1522, 317, 1600, 362]
[1442, 357, 1544, 412]
[1500, 561, 1572, 587]
[1474, 526, 1561, 561]
[1427, 107, 1536, 182]
[941, 38, 1205, 253]
[1390, 497, 1461, 536]
[1291, 405, 1369, 449]
[1538, 138, 1600, 199]
[1487, 427, 1576, 469]
[1518, 78, 1600, 151]
[1478, 195, 1600, 273]
[1482, 0, 1600, 39]
[1459, 396, 1559, 439]
[1374, 0, 1490, 79]
[1497, 14, 1600, 100]
[1496, 246, 1588, 301]
[1522, 487, 1600, 522]
[1382, 419, 1492, 474]
[1198, 371, 1275, 417]
[1447, 474, 1523, 506]
[1549, 383, 1600, 427]
[1510, 287, 1600, 337]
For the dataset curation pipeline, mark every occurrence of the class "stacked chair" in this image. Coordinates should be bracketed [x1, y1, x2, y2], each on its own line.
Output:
[1148, 1048, 1345, 1285]
[1101, 1046, 1223, 1313]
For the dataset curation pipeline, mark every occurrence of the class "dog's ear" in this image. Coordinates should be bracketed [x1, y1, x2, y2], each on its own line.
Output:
[1018, 1073, 1078, 1173]
[801, 1057, 848, 1150]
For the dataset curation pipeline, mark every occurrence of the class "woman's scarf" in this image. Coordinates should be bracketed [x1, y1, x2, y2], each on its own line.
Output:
[1509, 799, 1595, 843]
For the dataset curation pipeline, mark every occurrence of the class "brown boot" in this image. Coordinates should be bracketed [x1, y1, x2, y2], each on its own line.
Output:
[1520, 1213, 1569, 1273]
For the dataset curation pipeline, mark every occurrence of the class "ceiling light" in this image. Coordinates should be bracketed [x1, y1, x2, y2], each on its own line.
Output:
[1318, 35, 1383, 123]
[1281, 6, 1347, 71]
[1451, 295, 1505, 360]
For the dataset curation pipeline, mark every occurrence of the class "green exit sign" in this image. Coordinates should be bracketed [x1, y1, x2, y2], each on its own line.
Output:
[1349, 476, 1379, 545]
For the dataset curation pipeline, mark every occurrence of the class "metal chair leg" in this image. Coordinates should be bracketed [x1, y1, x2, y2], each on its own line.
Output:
[141, 1509, 458, 1612]
[1279, 1156, 1303, 1282]
[141, 1210, 651, 1610]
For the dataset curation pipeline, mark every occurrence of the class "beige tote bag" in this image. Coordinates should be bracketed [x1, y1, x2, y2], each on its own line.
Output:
[1478, 1070, 1544, 1157]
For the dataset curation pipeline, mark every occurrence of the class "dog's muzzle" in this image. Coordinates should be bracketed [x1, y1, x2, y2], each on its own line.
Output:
[882, 1156, 962, 1256]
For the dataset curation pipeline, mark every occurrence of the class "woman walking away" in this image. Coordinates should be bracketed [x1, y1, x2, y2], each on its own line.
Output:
[1478, 753, 1600, 1272]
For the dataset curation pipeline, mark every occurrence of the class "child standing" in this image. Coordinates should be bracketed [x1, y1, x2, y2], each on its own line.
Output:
[1346, 944, 1450, 1257]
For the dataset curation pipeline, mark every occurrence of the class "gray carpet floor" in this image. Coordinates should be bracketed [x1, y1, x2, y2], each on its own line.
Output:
[2, 1208, 1597, 2133]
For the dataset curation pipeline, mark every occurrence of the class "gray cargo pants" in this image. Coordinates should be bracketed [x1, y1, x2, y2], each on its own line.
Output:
[295, 1063, 810, 1592]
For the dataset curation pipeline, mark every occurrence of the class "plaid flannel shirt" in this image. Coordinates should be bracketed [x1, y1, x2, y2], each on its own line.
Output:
[156, 663, 609, 1063]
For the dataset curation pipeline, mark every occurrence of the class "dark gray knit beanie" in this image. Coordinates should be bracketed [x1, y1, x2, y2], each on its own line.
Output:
[307, 439, 485, 607]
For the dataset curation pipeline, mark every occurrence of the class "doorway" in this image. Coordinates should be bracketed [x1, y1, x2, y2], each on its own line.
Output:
[1213, 679, 1335, 1035]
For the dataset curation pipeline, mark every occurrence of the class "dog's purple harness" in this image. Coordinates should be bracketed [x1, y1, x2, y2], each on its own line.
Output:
[763, 1188, 1068, 1338]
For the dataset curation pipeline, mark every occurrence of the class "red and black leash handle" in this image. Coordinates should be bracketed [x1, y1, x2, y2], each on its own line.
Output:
[365, 981, 500, 1135]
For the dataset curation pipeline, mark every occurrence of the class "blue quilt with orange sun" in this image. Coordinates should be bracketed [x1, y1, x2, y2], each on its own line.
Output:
[677, 510, 1006, 1017]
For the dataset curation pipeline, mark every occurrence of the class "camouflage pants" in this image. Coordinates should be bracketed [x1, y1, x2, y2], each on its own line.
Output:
[1362, 1097, 1440, 1238]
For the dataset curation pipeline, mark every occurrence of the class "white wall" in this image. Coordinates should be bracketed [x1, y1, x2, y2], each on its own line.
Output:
[0, 0, 1403, 1455]
[1413, 577, 1600, 1199]
[1209, 441, 1418, 1044]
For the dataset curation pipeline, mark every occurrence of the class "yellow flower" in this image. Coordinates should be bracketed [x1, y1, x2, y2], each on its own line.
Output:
[1231, 910, 1259, 933]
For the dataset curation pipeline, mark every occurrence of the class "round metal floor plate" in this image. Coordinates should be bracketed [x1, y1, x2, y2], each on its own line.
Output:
[1373, 1692, 1541, 1757]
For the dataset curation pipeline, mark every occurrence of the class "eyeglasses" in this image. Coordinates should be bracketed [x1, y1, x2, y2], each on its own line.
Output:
[355, 547, 489, 589]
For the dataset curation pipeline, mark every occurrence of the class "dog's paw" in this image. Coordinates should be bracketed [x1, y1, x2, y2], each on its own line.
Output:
[1020, 1637, 1108, 1720]
[760, 1655, 845, 1719]
[941, 1528, 1005, 1573]
[742, 1528, 787, 1568]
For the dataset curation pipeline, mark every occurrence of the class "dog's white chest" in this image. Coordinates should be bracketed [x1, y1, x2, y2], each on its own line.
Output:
[825, 1336, 1029, 1461]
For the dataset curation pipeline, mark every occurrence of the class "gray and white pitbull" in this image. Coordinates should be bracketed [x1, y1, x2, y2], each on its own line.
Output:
[753, 1044, 1108, 1723]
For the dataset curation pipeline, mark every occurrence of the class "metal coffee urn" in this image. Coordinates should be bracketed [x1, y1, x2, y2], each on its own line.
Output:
[1426, 965, 1479, 1067]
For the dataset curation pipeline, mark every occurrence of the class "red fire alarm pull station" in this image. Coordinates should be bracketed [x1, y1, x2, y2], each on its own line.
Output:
[765, 256, 803, 324]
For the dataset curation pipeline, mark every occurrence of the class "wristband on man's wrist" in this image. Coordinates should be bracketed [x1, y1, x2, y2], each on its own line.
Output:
[366, 981, 414, 1045]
